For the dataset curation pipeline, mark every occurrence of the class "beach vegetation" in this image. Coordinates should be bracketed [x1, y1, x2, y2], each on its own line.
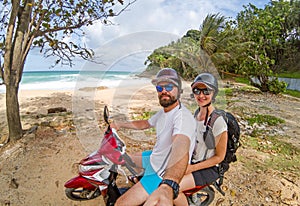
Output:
[278, 71, 300, 79]
[242, 135, 300, 172]
[131, 111, 155, 120]
[145, 0, 300, 94]
[246, 114, 285, 126]
[234, 77, 250, 85]
[223, 87, 233, 96]
[0, 0, 136, 142]
[284, 89, 300, 98]
[239, 85, 262, 93]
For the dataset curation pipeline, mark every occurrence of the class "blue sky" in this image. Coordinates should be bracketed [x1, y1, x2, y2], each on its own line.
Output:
[25, 0, 270, 72]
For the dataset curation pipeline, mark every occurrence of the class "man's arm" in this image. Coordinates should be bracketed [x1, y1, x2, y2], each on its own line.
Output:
[111, 119, 151, 130]
[144, 134, 190, 206]
[164, 134, 190, 182]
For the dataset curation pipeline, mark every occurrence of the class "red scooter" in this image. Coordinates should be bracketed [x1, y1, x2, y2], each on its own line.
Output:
[64, 106, 221, 205]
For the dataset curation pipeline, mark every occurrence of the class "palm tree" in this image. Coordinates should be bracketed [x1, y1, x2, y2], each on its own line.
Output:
[199, 13, 226, 55]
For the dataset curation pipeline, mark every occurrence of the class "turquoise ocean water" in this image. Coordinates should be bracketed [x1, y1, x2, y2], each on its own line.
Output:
[0, 70, 148, 93]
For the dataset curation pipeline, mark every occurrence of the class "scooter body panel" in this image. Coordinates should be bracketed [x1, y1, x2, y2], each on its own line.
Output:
[64, 175, 96, 190]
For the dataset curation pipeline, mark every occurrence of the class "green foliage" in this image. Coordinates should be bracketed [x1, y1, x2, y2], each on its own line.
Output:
[267, 78, 287, 94]
[145, 13, 229, 80]
[239, 85, 261, 93]
[234, 0, 300, 92]
[132, 111, 155, 120]
[278, 72, 300, 79]
[184, 30, 201, 42]
[223, 88, 233, 96]
[234, 77, 250, 85]
[145, 0, 300, 94]
[246, 114, 285, 126]
[284, 89, 300, 98]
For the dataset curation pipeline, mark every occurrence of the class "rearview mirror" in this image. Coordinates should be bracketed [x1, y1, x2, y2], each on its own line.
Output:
[104, 105, 110, 124]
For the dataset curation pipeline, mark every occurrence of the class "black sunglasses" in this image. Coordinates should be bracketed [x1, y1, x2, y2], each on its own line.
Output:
[156, 84, 174, 92]
[192, 88, 213, 95]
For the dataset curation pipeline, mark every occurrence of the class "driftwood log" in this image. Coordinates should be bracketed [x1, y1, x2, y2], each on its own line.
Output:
[47, 107, 67, 114]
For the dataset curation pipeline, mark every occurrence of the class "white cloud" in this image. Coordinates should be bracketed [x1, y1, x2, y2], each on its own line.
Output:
[84, 0, 269, 49]
[25, 0, 269, 71]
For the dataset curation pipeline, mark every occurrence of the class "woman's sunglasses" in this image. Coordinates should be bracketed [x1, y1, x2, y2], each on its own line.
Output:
[156, 84, 174, 92]
[192, 88, 213, 95]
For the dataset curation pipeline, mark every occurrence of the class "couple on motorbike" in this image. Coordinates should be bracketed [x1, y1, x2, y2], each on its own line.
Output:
[111, 68, 228, 206]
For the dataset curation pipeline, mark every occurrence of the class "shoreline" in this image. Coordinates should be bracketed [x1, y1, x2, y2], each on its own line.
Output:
[0, 78, 158, 121]
[0, 70, 153, 94]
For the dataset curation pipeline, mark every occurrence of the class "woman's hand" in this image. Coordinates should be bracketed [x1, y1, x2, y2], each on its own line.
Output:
[185, 164, 195, 175]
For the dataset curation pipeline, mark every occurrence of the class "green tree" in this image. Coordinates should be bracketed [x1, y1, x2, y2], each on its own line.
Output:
[0, 0, 135, 142]
[198, 13, 226, 56]
[235, 0, 299, 92]
[196, 13, 240, 74]
[145, 13, 230, 80]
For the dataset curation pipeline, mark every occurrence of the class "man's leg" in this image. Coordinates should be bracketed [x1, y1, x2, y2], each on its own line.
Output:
[115, 151, 151, 206]
[115, 182, 149, 206]
[130, 151, 143, 170]
[115, 150, 162, 206]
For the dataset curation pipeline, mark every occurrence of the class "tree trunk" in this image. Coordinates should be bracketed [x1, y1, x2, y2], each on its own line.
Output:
[6, 84, 23, 141]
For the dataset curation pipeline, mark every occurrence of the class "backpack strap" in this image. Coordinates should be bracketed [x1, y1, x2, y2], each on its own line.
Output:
[202, 110, 225, 160]
[203, 110, 224, 141]
[194, 107, 200, 118]
[194, 107, 210, 126]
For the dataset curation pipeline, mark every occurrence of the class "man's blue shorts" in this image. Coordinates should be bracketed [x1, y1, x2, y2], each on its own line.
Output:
[140, 150, 162, 195]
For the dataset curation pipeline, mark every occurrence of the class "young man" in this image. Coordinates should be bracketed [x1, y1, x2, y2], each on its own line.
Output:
[112, 68, 196, 206]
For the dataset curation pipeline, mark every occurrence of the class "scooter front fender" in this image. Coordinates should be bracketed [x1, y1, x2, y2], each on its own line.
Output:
[64, 175, 96, 190]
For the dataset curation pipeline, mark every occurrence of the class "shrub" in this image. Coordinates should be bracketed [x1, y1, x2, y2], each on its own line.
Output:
[267, 78, 287, 94]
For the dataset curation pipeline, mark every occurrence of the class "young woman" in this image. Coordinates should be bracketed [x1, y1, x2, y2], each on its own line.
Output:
[174, 73, 228, 206]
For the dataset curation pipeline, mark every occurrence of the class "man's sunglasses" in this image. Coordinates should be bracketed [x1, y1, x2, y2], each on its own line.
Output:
[192, 88, 213, 95]
[156, 84, 174, 92]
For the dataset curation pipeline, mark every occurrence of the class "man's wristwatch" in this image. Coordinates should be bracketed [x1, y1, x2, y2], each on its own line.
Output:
[159, 179, 180, 199]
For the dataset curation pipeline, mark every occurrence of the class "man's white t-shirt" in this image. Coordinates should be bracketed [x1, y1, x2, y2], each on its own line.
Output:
[148, 104, 196, 177]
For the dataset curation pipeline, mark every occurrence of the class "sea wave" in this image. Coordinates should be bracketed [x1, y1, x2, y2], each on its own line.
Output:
[0, 71, 150, 93]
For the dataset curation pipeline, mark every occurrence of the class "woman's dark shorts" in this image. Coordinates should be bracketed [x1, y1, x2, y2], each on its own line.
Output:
[192, 166, 219, 186]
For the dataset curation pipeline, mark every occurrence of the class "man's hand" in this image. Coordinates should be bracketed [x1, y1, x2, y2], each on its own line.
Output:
[110, 121, 120, 130]
[143, 184, 173, 206]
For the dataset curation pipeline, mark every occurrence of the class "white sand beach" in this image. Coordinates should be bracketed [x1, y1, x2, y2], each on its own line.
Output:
[1, 79, 300, 205]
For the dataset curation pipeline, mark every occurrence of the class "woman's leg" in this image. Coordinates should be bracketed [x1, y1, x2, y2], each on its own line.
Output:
[175, 166, 219, 205]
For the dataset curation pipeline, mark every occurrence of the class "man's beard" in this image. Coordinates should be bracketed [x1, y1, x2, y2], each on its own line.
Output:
[159, 94, 177, 107]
